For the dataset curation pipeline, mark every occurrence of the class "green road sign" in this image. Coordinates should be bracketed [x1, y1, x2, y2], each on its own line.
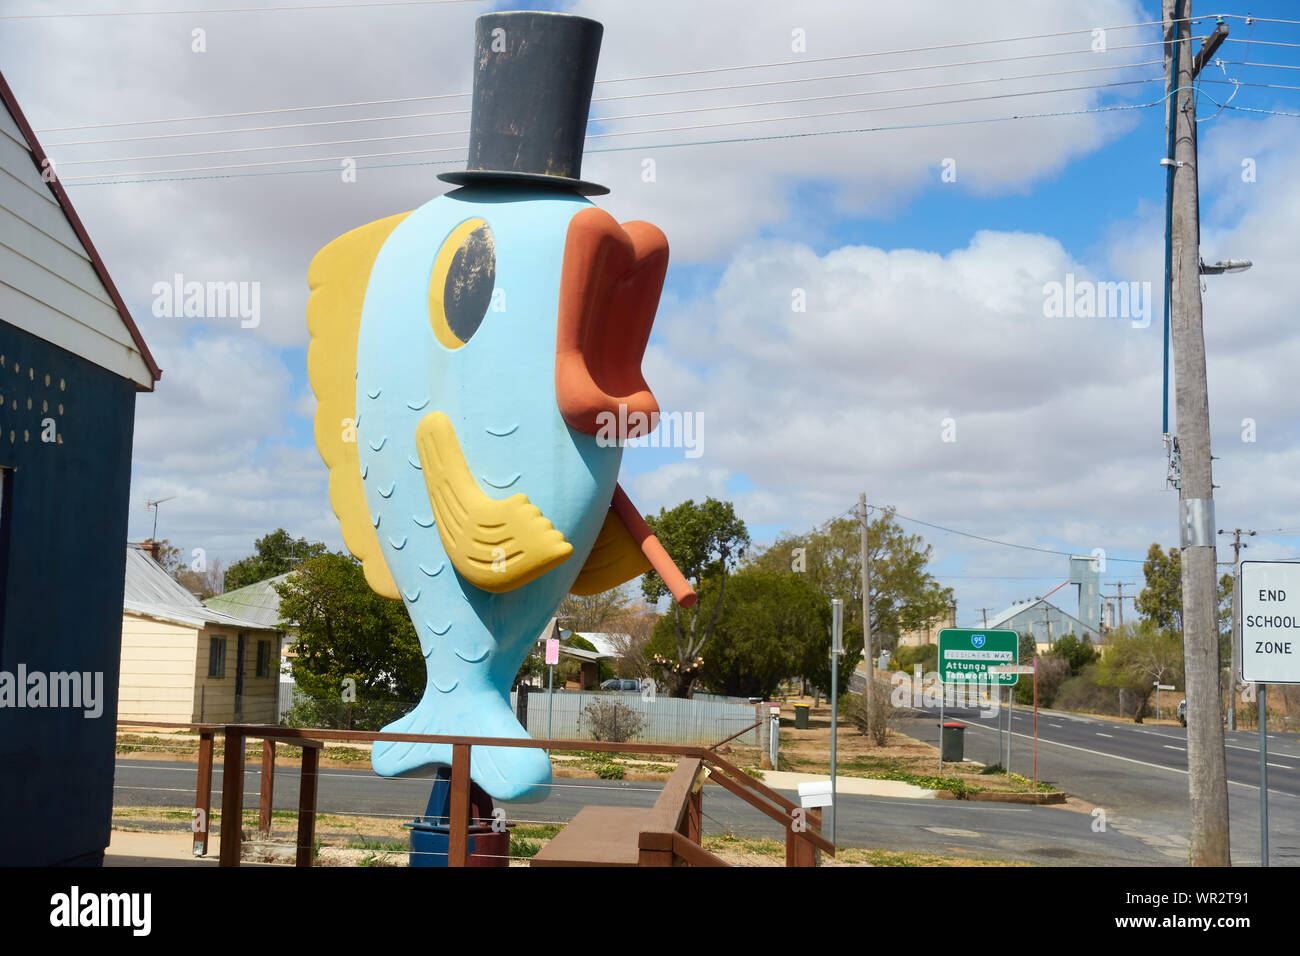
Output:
[937, 628, 1020, 685]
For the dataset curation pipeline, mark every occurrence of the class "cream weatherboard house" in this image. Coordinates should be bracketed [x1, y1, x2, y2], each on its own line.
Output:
[119, 543, 280, 723]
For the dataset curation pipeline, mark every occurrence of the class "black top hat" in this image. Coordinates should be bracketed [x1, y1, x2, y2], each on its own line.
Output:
[438, 11, 608, 196]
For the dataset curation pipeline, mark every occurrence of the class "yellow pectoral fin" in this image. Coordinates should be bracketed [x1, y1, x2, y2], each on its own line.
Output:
[570, 508, 653, 596]
[415, 411, 573, 593]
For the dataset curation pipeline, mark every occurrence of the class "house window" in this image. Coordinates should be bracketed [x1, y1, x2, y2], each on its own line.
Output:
[256, 640, 272, 678]
[208, 635, 227, 677]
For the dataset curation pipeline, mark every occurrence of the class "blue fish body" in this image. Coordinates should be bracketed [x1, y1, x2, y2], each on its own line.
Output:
[353, 187, 621, 801]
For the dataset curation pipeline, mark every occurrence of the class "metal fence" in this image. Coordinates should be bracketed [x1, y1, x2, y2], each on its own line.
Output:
[277, 681, 302, 722]
[511, 688, 758, 746]
[275, 682, 759, 745]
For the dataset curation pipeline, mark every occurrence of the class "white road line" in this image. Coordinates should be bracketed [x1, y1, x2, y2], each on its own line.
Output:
[1163, 745, 1186, 752]
[1268, 763, 1294, 771]
[1096, 732, 1114, 738]
[951, 719, 1300, 797]
[1050, 723, 1063, 728]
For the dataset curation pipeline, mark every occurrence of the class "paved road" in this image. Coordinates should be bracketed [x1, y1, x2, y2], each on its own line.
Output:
[899, 704, 1300, 865]
[113, 756, 1159, 865]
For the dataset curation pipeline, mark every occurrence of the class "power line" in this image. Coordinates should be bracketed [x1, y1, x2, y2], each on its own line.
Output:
[59, 98, 1159, 185]
[57, 78, 1161, 179]
[1225, 37, 1300, 50]
[889, 509, 1148, 564]
[36, 38, 1178, 135]
[51, 71, 1164, 167]
[1, 0, 485, 19]
[1219, 60, 1300, 71]
[44, 52, 1166, 147]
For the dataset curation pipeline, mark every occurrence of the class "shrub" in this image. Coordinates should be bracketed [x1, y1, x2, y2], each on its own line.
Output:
[844, 677, 896, 746]
[1013, 655, 1069, 707]
[282, 696, 415, 731]
[1054, 664, 1123, 716]
[581, 699, 645, 743]
[1051, 634, 1099, 675]
[893, 644, 937, 673]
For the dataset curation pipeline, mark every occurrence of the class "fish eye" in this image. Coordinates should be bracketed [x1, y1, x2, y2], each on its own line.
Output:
[429, 218, 496, 349]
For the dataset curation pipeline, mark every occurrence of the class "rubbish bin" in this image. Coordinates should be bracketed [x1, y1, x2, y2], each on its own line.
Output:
[407, 769, 511, 867]
[940, 721, 965, 762]
[794, 703, 810, 729]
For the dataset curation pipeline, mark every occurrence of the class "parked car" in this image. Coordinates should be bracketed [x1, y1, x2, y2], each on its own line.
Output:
[600, 678, 643, 692]
[1177, 699, 1187, 727]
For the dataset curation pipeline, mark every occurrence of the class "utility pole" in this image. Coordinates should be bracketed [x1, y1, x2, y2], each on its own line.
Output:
[1164, 0, 1231, 866]
[1102, 582, 1136, 631]
[1218, 528, 1255, 730]
[858, 492, 872, 734]
[979, 608, 993, 628]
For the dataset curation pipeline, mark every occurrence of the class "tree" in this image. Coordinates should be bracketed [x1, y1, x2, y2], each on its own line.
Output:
[172, 557, 225, 600]
[747, 508, 952, 671]
[1217, 572, 1234, 664]
[605, 603, 659, 679]
[1096, 621, 1184, 721]
[148, 539, 182, 573]
[143, 538, 223, 599]
[1051, 634, 1098, 676]
[647, 568, 827, 699]
[226, 529, 329, 591]
[555, 586, 630, 633]
[1136, 544, 1183, 633]
[1135, 542, 1232, 666]
[641, 498, 750, 697]
[275, 552, 424, 704]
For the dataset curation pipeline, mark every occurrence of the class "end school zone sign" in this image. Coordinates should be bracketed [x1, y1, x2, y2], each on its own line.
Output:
[1241, 561, 1300, 684]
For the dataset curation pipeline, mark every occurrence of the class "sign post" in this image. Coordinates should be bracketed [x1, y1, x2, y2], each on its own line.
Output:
[938, 629, 1018, 771]
[829, 598, 843, 844]
[545, 636, 560, 752]
[1153, 682, 1175, 724]
[1240, 560, 1300, 866]
[990, 662, 1037, 786]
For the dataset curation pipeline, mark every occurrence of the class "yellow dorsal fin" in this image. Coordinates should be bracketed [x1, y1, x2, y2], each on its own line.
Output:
[307, 211, 411, 600]
[569, 507, 653, 596]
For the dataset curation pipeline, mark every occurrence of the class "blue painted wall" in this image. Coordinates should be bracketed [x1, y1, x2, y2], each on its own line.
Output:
[0, 322, 137, 866]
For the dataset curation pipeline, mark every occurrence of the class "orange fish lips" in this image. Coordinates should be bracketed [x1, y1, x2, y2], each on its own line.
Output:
[555, 206, 667, 440]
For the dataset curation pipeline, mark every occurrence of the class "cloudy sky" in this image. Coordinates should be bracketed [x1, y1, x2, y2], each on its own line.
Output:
[4, 0, 1298, 626]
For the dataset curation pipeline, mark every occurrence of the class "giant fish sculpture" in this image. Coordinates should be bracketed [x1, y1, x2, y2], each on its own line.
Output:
[307, 11, 695, 802]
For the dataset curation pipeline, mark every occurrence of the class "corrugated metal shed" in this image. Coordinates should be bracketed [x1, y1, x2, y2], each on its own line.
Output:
[123, 545, 268, 630]
[202, 573, 291, 630]
[575, 631, 626, 657]
[986, 598, 1097, 642]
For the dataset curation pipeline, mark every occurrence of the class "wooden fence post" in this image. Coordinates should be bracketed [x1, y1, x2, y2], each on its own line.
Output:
[194, 729, 214, 857]
[296, 744, 319, 867]
[218, 727, 245, 867]
[259, 739, 276, 840]
[448, 744, 471, 867]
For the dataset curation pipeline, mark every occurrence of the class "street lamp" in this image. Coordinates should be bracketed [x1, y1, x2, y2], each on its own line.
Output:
[1199, 258, 1252, 275]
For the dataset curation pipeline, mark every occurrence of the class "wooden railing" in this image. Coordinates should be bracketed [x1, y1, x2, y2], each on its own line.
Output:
[118, 721, 834, 867]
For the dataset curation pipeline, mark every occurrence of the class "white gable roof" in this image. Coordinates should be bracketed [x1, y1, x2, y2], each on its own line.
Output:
[124, 545, 270, 631]
[0, 72, 159, 389]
